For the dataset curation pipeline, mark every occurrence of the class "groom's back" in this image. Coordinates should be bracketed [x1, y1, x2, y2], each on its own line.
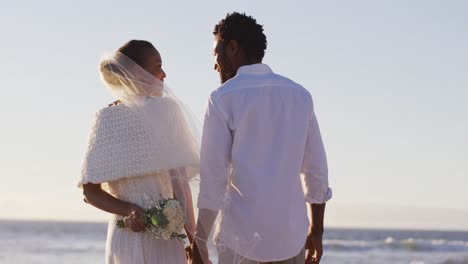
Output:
[215, 66, 312, 187]
[202, 63, 317, 260]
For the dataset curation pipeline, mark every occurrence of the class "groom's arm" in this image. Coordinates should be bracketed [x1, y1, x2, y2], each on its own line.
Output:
[305, 203, 326, 263]
[301, 99, 332, 205]
[308, 203, 326, 235]
[192, 95, 232, 263]
[302, 98, 331, 263]
[192, 209, 218, 263]
[197, 95, 232, 211]
[195, 208, 219, 242]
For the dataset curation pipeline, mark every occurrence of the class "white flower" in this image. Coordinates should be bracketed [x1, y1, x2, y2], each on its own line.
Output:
[142, 198, 186, 240]
[163, 207, 176, 219]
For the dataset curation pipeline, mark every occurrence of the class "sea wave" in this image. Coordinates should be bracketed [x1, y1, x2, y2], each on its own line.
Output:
[324, 237, 468, 252]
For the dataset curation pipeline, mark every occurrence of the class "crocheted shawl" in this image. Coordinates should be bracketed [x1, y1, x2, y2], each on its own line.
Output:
[78, 97, 199, 187]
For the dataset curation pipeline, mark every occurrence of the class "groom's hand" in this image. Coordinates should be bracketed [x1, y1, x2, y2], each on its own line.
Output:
[305, 230, 323, 264]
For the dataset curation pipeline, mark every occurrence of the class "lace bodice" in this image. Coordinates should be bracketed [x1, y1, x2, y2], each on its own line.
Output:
[107, 172, 174, 207]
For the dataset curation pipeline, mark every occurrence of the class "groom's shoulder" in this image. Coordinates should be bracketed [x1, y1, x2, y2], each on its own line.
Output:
[272, 72, 313, 98]
[209, 77, 238, 101]
[269, 70, 304, 88]
[209, 71, 312, 102]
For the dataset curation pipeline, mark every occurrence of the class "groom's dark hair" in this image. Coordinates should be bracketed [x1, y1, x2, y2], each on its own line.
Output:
[118, 40, 157, 68]
[214, 12, 267, 61]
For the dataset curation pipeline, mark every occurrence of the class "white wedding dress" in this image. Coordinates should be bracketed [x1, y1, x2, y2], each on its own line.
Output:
[105, 172, 187, 264]
[79, 98, 199, 264]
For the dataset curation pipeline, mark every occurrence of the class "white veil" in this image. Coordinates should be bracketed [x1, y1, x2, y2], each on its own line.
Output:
[100, 51, 201, 148]
[99, 51, 201, 248]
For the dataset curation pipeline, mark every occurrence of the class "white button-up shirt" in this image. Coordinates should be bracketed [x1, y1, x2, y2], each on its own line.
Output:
[198, 64, 332, 262]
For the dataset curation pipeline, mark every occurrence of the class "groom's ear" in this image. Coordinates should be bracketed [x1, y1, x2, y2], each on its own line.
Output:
[226, 40, 240, 57]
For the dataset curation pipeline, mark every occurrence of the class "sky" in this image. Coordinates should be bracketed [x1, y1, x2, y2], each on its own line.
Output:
[0, 0, 467, 230]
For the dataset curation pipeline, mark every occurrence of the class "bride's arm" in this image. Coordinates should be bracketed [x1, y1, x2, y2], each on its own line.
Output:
[170, 168, 196, 243]
[83, 183, 146, 232]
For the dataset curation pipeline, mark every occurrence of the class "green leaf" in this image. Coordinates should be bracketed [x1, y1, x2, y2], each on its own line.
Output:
[150, 215, 159, 226]
[150, 212, 169, 228]
[116, 220, 125, 228]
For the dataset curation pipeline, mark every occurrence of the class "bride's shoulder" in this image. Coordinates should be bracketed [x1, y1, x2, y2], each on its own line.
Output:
[93, 102, 127, 120]
[87, 104, 134, 131]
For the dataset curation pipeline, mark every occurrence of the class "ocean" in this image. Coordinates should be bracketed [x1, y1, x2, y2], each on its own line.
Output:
[1, 220, 467, 264]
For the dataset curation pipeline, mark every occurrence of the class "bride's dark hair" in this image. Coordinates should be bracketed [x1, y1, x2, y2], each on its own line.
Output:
[99, 40, 157, 89]
[117, 40, 157, 69]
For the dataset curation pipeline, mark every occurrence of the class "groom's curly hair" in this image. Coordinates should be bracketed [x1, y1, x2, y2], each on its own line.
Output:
[214, 12, 267, 61]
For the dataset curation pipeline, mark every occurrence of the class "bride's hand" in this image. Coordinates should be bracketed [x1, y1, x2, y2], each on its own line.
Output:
[124, 206, 146, 232]
[185, 245, 193, 262]
[190, 241, 211, 264]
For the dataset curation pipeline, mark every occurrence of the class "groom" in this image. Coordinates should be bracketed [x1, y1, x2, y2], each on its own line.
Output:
[191, 12, 332, 264]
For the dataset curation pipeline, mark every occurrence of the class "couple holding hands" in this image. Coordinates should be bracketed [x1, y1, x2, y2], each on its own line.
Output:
[78, 12, 331, 264]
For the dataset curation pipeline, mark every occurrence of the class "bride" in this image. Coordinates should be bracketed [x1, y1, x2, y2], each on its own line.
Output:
[78, 40, 200, 264]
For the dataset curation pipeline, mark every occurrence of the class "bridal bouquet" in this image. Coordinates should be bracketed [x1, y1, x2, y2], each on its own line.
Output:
[116, 198, 187, 240]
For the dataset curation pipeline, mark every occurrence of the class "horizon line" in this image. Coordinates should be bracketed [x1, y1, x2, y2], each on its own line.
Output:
[1, 217, 468, 233]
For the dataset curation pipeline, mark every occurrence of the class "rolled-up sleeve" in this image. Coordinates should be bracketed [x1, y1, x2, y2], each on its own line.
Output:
[197, 95, 232, 210]
[301, 106, 332, 204]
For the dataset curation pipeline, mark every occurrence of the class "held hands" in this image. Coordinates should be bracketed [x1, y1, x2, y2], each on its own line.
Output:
[188, 241, 212, 264]
[185, 245, 193, 261]
[123, 205, 146, 232]
[305, 230, 323, 264]
[187, 243, 201, 264]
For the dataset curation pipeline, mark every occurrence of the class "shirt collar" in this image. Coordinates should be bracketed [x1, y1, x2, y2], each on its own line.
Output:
[237, 63, 273, 75]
